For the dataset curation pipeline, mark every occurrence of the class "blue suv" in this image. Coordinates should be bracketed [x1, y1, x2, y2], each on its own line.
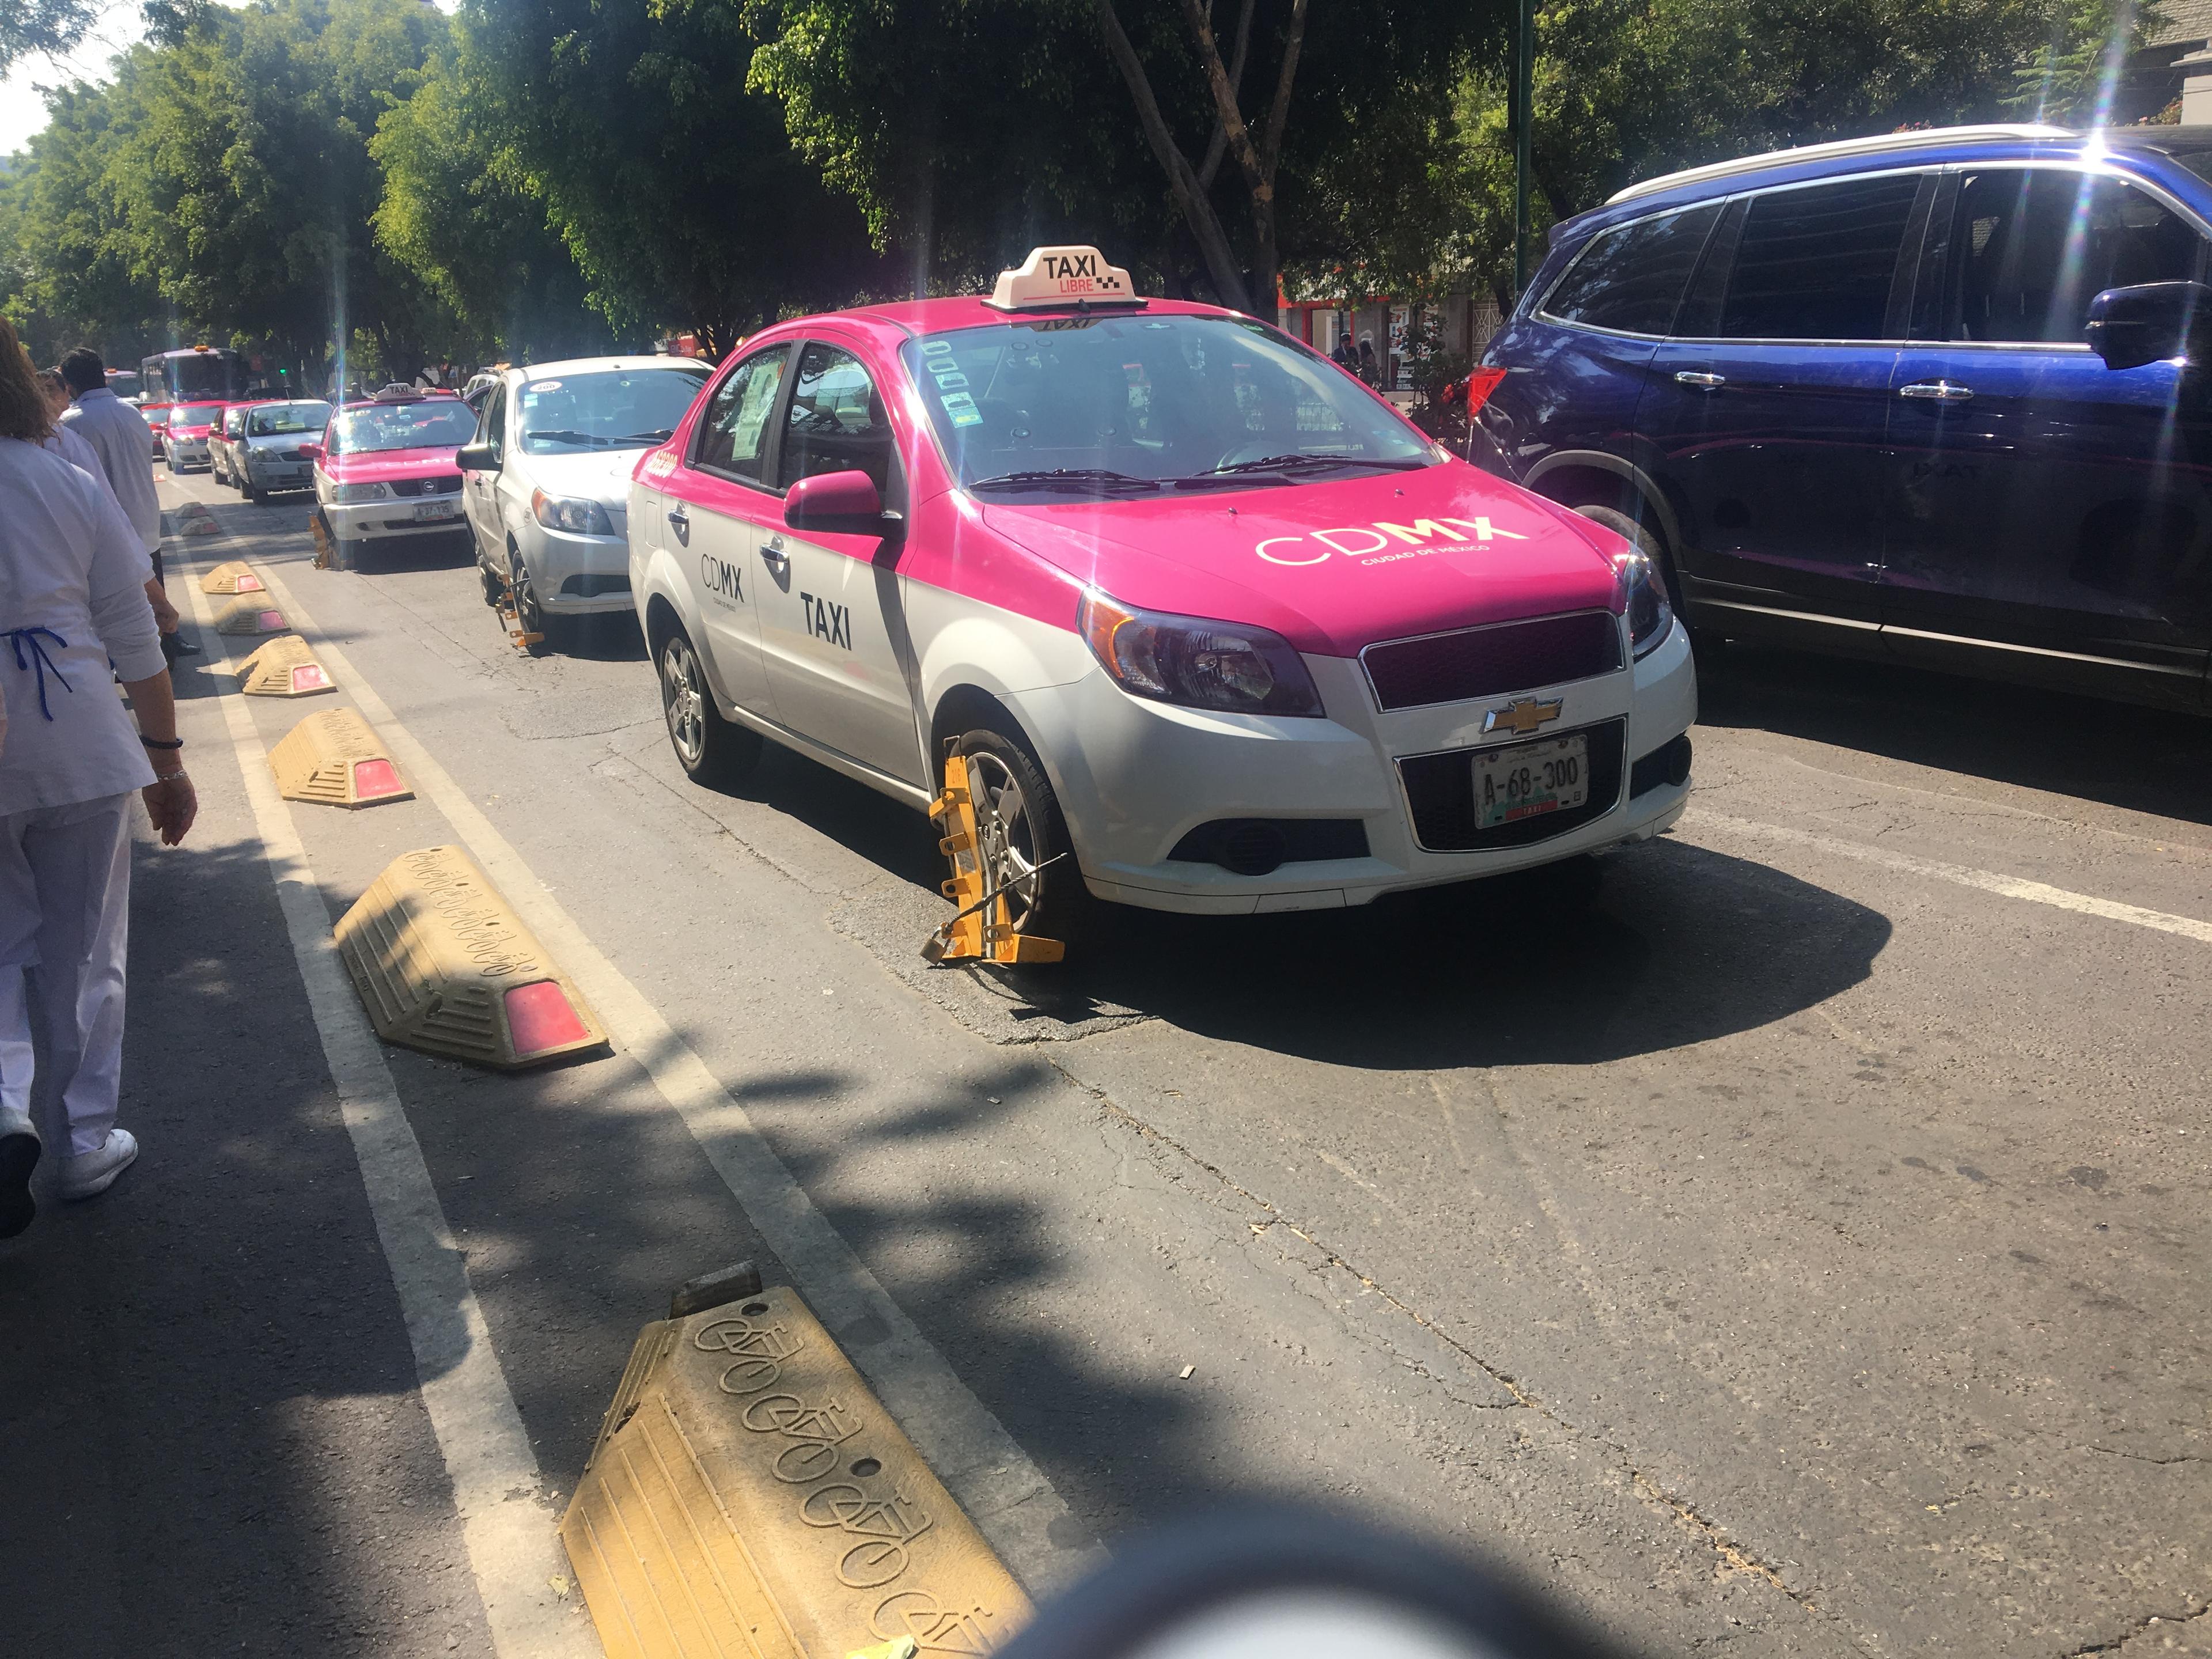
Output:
[1472, 123, 2212, 713]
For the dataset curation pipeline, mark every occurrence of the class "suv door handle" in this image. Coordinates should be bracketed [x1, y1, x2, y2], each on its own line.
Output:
[1899, 379, 1975, 402]
[1675, 371, 1725, 389]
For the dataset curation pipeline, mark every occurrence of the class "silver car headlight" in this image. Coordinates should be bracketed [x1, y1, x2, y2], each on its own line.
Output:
[1616, 551, 1673, 660]
[333, 482, 389, 503]
[532, 490, 615, 536]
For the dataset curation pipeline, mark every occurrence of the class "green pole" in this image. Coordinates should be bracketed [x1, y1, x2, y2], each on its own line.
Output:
[1513, 0, 1533, 298]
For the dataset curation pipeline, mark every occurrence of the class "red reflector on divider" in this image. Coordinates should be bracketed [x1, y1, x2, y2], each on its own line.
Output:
[258, 609, 285, 630]
[236, 573, 263, 591]
[505, 980, 590, 1055]
[291, 664, 329, 692]
[352, 759, 404, 798]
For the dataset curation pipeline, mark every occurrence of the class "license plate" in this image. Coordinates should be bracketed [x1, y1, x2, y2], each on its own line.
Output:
[412, 500, 458, 522]
[1474, 734, 1588, 829]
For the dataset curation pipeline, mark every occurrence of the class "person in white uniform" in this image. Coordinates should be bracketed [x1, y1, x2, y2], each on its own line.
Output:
[55, 347, 184, 652]
[0, 318, 198, 1239]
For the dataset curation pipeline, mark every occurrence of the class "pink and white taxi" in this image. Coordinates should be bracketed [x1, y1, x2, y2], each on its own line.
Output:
[309, 389, 478, 562]
[628, 247, 1695, 935]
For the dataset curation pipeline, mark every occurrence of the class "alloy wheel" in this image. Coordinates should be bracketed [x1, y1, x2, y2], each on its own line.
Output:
[661, 637, 707, 769]
[964, 748, 1041, 931]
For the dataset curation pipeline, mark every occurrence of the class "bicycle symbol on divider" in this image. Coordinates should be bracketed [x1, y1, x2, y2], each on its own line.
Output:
[740, 1391, 868, 1483]
[694, 1315, 808, 1396]
[871, 1590, 1001, 1657]
[801, 1482, 937, 1588]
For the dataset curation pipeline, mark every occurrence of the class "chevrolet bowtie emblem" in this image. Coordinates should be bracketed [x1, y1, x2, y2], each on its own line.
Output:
[1481, 697, 1563, 737]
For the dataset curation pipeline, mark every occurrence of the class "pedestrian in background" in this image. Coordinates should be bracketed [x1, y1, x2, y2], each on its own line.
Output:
[55, 348, 191, 661]
[0, 317, 198, 1239]
[1357, 334, 1378, 384]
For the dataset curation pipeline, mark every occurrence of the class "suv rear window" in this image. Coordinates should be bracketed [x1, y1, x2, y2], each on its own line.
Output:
[1541, 203, 1721, 336]
[1718, 173, 1922, 341]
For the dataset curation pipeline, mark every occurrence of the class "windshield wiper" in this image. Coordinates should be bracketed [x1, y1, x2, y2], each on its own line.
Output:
[614, 429, 674, 444]
[527, 429, 614, 449]
[966, 468, 1160, 495]
[1190, 453, 1433, 479]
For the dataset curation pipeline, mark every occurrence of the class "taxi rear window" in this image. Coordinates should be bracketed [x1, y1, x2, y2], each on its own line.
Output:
[900, 313, 1431, 491]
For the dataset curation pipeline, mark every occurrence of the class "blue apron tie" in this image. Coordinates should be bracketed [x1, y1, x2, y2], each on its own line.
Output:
[5, 627, 73, 721]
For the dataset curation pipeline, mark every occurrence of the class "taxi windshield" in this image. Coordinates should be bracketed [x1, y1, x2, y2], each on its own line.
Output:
[249, 402, 331, 435]
[901, 313, 1435, 494]
[516, 367, 710, 453]
[329, 400, 477, 454]
[176, 403, 224, 425]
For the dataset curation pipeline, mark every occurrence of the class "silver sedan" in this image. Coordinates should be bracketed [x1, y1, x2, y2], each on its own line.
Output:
[236, 400, 333, 503]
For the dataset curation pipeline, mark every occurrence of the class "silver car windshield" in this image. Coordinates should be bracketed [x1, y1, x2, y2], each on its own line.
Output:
[900, 313, 1434, 493]
[516, 368, 710, 453]
[249, 402, 332, 436]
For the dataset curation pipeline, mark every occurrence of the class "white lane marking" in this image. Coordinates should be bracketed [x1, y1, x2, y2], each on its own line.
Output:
[177, 556, 600, 1659]
[243, 552, 1101, 1594]
[1691, 809, 2212, 946]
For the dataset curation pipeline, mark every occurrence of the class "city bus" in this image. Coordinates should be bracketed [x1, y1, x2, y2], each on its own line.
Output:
[139, 345, 243, 414]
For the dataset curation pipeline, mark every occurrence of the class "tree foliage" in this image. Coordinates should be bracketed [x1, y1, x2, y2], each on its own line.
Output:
[0, 0, 97, 75]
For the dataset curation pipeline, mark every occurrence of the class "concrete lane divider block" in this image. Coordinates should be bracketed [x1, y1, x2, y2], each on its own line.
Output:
[214, 594, 290, 636]
[270, 708, 412, 808]
[334, 844, 608, 1070]
[200, 560, 266, 594]
[235, 634, 336, 698]
[563, 1281, 1032, 1659]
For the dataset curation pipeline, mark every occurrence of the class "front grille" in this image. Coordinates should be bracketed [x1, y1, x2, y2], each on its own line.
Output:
[389, 475, 462, 497]
[381, 517, 467, 532]
[1397, 719, 1626, 852]
[1168, 818, 1369, 875]
[1362, 611, 1622, 712]
[559, 574, 631, 597]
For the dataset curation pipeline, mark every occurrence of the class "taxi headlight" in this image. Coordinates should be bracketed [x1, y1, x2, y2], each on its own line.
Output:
[1618, 550, 1672, 660]
[1078, 591, 1324, 718]
[333, 482, 389, 503]
[532, 490, 614, 536]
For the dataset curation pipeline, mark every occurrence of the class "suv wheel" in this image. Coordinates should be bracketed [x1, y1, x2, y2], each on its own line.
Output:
[659, 624, 763, 787]
[954, 718, 1092, 943]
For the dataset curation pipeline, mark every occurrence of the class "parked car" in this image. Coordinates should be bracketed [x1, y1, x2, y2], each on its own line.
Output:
[456, 355, 711, 643]
[309, 389, 477, 563]
[209, 400, 268, 488]
[1471, 122, 2212, 714]
[161, 400, 226, 472]
[234, 399, 332, 503]
[627, 246, 1695, 939]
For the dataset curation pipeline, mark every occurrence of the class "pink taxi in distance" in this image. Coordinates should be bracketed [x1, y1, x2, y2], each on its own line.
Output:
[627, 246, 1696, 938]
[309, 389, 479, 563]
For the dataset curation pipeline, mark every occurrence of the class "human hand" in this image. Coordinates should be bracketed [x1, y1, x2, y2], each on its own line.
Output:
[142, 770, 198, 846]
[145, 578, 180, 635]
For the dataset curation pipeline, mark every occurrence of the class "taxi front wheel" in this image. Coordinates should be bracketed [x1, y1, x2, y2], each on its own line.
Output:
[660, 626, 762, 787]
[955, 721, 1093, 943]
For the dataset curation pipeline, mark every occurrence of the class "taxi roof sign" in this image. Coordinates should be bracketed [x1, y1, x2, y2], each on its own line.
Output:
[336, 845, 607, 1070]
[269, 707, 412, 808]
[234, 634, 336, 698]
[562, 1281, 1031, 1659]
[201, 560, 264, 594]
[986, 245, 1141, 311]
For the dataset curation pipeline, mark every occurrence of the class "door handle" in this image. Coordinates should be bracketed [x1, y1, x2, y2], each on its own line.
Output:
[760, 536, 788, 567]
[1899, 379, 1975, 402]
[665, 506, 687, 528]
[1675, 371, 1725, 389]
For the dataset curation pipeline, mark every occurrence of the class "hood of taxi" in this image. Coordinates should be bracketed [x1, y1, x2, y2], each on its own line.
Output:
[321, 445, 461, 484]
[974, 461, 1624, 658]
[521, 447, 648, 503]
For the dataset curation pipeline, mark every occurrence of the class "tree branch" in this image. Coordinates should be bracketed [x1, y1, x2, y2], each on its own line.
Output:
[1198, 0, 1253, 191]
[1257, 0, 1308, 188]
[1094, 0, 1252, 311]
[1179, 0, 1264, 198]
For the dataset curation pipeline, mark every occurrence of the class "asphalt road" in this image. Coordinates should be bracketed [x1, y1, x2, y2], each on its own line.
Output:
[3, 464, 2207, 1659]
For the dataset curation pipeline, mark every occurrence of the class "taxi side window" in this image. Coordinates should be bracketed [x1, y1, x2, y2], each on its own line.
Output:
[696, 347, 791, 484]
[775, 343, 892, 495]
[480, 384, 507, 464]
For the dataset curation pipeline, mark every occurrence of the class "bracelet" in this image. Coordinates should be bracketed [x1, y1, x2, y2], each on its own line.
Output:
[141, 734, 184, 751]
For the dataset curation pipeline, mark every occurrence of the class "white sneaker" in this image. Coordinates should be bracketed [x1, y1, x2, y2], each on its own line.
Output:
[60, 1128, 138, 1201]
[0, 1111, 37, 1238]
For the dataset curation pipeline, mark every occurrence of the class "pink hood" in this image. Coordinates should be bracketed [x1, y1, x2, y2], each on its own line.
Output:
[321, 445, 461, 485]
[975, 461, 1626, 658]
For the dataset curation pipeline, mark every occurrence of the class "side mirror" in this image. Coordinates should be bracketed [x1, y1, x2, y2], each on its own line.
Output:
[297, 441, 323, 460]
[456, 441, 498, 472]
[2086, 280, 2212, 372]
[784, 468, 891, 535]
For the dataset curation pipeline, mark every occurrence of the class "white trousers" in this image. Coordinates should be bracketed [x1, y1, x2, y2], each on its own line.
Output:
[0, 792, 133, 1156]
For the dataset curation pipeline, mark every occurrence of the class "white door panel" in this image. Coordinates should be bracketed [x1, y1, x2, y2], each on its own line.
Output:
[753, 528, 922, 784]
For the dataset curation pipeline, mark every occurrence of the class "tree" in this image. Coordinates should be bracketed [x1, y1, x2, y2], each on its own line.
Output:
[453, 0, 888, 354]
[0, 0, 97, 75]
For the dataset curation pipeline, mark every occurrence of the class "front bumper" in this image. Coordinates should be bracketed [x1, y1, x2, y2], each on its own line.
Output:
[319, 493, 468, 541]
[1011, 614, 1698, 914]
[515, 516, 633, 615]
[244, 457, 314, 493]
[166, 437, 210, 466]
